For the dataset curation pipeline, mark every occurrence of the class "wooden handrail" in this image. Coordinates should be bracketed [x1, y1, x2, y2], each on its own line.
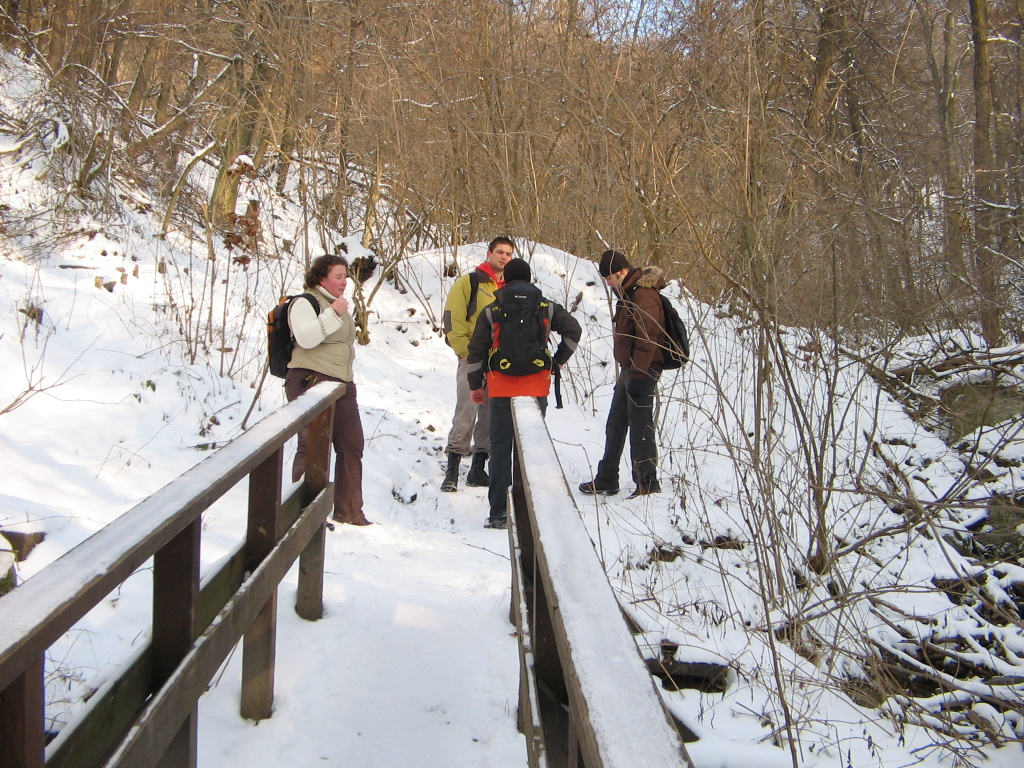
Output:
[0, 382, 344, 768]
[508, 398, 694, 768]
[2, 385, 693, 768]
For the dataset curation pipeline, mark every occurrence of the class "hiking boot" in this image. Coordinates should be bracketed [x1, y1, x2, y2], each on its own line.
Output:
[484, 516, 507, 530]
[578, 479, 619, 496]
[440, 452, 462, 492]
[626, 479, 662, 499]
[466, 452, 490, 487]
[333, 512, 373, 526]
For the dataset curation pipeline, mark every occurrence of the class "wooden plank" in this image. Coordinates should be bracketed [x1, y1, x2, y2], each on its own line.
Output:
[152, 519, 200, 768]
[302, 406, 333, 502]
[240, 594, 277, 721]
[0, 655, 44, 768]
[153, 520, 200, 686]
[511, 399, 693, 768]
[246, 449, 283, 567]
[101, 486, 331, 768]
[0, 383, 344, 694]
[510, 508, 548, 768]
[295, 518, 327, 622]
[241, 450, 283, 720]
[296, 406, 333, 620]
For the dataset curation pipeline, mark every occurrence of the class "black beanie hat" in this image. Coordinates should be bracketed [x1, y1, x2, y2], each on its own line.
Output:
[503, 258, 532, 283]
[599, 249, 630, 277]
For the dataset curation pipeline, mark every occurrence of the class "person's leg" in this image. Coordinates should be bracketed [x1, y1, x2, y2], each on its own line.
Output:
[594, 370, 630, 487]
[284, 368, 314, 482]
[471, 381, 490, 455]
[486, 397, 513, 526]
[445, 357, 479, 456]
[332, 382, 368, 524]
[626, 370, 661, 489]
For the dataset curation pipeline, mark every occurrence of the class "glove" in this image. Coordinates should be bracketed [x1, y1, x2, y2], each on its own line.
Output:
[470, 389, 486, 405]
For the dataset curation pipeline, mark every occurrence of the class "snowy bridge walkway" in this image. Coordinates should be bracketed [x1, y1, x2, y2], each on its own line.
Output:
[0, 388, 692, 768]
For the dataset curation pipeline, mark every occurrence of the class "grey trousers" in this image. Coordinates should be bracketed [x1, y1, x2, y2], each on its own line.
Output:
[445, 356, 490, 455]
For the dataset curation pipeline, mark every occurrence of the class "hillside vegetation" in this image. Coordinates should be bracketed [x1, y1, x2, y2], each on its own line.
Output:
[1, 1, 1023, 336]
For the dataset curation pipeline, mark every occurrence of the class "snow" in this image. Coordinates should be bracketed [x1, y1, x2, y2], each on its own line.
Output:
[513, 399, 690, 767]
[2, 49, 1024, 768]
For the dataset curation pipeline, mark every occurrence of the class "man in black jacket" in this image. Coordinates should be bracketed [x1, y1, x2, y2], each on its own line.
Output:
[466, 258, 582, 529]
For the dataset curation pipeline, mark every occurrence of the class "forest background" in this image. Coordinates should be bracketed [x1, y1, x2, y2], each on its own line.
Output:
[1, 0, 1021, 344]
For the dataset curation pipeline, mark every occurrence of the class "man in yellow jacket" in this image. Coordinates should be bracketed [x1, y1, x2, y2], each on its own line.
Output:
[440, 236, 515, 491]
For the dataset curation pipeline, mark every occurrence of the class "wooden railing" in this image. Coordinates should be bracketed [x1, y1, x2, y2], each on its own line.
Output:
[507, 398, 695, 768]
[0, 382, 345, 768]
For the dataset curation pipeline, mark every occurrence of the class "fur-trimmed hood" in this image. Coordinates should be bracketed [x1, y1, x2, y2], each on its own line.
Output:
[612, 265, 668, 374]
[622, 265, 667, 293]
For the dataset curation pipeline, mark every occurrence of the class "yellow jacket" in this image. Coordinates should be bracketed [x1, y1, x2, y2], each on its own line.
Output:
[442, 265, 502, 358]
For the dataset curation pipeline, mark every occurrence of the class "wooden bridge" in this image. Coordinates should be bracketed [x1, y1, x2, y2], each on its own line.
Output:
[0, 386, 694, 768]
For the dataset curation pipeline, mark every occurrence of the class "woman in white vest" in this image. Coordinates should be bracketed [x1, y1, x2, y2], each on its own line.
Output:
[285, 254, 370, 526]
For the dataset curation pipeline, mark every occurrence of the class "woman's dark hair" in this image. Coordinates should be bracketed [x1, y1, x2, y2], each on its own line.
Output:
[304, 254, 349, 289]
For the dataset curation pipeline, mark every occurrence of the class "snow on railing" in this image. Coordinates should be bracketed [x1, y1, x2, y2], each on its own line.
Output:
[508, 397, 694, 768]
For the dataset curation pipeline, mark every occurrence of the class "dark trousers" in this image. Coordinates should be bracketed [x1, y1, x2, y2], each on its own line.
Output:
[488, 396, 547, 522]
[285, 368, 366, 524]
[595, 368, 660, 487]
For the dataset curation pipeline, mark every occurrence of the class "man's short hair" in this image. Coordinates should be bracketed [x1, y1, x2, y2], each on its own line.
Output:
[488, 236, 516, 253]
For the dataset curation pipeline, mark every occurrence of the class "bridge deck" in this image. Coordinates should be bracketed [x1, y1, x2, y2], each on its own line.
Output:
[195, 505, 526, 766]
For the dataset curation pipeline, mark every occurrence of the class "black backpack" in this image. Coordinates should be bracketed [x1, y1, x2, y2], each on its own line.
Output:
[267, 293, 320, 378]
[658, 294, 690, 369]
[486, 285, 554, 376]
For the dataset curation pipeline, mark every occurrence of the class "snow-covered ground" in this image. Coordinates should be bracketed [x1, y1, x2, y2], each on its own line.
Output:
[2, 49, 1023, 768]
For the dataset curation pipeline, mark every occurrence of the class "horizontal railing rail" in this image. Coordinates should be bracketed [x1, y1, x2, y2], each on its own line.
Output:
[0, 382, 344, 768]
[508, 397, 695, 768]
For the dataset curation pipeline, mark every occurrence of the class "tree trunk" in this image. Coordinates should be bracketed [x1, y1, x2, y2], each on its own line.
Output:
[806, 0, 850, 133]
[45, 0, 68, 72]
[917, 4, 969, 287]
[968, 0, 1004, 346]
[210, 55, 275, 226]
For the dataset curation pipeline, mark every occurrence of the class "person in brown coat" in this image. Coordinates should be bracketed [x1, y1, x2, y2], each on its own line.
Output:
[580, 249, 668, 498]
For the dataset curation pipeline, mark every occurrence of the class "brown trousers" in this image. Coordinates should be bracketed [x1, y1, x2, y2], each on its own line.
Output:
[284, 368, 366, 524]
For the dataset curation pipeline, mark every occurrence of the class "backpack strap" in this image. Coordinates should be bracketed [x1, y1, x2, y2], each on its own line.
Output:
[465, 271, 483, 320]
[299, 292, 321, 317]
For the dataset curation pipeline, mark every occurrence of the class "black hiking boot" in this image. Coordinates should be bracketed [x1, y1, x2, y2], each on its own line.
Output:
[466, 452, 490, 487]
[440, 452, 462, 492]
[578, 478, 620, 496]
[626, 479, 662, 499]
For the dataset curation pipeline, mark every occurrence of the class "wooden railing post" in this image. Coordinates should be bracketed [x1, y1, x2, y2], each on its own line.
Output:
[296, 404, 333, 621]
[241, 447, 283, 721]
[152, 519, 200, 768]
[0, 655, 44, 768]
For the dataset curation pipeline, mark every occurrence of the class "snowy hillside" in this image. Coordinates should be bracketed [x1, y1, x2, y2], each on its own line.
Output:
[2, 49, 1024, 768]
